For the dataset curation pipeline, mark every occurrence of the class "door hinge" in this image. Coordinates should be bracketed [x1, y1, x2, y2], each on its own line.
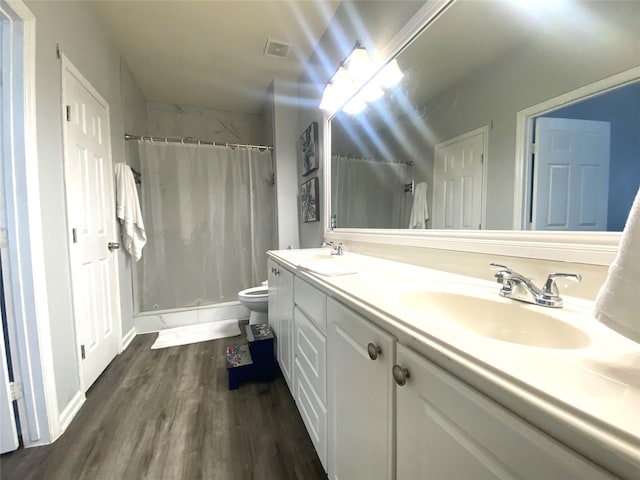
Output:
[531, 142, 537, 154]
[66, 105, 71, 122]
[9, 382, 23, 401]
[0, 228, 7, 249]
[72, 228, 78, 243]
[478, 223, 482, 230]
[480, 153, 484, 164]
[80, 344, 86, 360]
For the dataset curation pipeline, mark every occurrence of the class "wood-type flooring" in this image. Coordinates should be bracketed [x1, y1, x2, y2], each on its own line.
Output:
[0, 322, 326, 480]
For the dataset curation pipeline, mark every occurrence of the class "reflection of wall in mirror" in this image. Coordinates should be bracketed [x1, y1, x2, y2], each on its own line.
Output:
[412, 1, 639, 230]
[331, 112, 432, 229]
[331, 1, 639, 231]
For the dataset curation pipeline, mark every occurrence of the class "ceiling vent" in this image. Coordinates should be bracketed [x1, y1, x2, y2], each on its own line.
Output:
[264, 39, 291, 59]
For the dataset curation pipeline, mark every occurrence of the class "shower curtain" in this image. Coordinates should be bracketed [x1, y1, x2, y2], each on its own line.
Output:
[137, 141, 275, 311]
[331, 156, 410, 228]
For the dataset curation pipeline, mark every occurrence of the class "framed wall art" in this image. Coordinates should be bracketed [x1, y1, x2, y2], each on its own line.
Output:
[300, 177, 320, 223]
[300, 121, 319, 177]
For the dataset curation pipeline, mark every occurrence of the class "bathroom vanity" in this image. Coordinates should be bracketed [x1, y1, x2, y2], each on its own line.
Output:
[267, 249, 640, 480]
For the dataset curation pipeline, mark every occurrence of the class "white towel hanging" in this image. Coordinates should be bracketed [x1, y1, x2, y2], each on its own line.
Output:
[409, 182, 429, 229]
[594, 185, 640, 343]
[115, 163, 147, 261]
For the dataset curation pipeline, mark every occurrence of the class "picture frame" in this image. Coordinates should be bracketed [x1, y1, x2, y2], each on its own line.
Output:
[300, 121, 319, 177]
[300, 177, 320, 223]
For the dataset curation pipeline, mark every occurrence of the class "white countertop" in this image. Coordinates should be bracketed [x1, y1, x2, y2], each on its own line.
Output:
[268, 248, 640, 476]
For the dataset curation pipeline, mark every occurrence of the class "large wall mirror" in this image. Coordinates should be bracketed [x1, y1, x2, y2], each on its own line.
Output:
[329, 0, 639, 238]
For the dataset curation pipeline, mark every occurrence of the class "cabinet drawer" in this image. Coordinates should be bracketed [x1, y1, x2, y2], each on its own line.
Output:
[295, 306, 327, 403]
[395, 344, 613, 480]
[295, 358, 327, 472]
[294, 277, 326, 332]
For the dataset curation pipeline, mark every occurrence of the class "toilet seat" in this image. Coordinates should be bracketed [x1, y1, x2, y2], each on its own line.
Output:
[238, 286, 268, 299]
[238, 285, 269, 324]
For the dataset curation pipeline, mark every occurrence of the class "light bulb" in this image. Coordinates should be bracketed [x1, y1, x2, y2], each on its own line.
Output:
[375, 59, 403, 89]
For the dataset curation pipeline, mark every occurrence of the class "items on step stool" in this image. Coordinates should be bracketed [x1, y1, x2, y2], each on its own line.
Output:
[226, 324, 275, 390]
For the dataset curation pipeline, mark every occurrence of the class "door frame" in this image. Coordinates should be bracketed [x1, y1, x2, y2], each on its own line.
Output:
[0, 0, 59, 446]
[60, 54, 123, 393]
[433, 125, 489, 229]
[513, 65, 640, 230]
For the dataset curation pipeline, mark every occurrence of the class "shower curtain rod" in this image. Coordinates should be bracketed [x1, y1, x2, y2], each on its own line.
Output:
[332, 153, 414, 166]
[124, 133, 272, 151]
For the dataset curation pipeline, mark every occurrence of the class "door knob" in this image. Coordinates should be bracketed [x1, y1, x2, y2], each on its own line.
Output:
[108, 242, 120, 251]
[392, 365, 410, 386]
[367, 343, 382, 360]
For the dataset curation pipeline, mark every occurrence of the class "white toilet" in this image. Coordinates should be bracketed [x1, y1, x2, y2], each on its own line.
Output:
[238, 282, 269, 325]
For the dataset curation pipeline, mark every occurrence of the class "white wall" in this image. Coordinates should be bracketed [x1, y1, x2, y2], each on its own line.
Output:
[25, 0, 124, 414]
[119, 59, 147, 327]
[146, 102, 263, 144]
[271, 79, 300, 249]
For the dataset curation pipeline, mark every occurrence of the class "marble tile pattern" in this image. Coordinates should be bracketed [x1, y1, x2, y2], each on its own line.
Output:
[147, 102, 264, 145]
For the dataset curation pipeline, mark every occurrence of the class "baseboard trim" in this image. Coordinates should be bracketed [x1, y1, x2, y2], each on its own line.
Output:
[56, 391, 85, 440]
[121, 327, 136, 351]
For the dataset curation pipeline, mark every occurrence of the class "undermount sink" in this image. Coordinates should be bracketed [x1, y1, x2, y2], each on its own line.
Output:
[401, 291, 591, 349]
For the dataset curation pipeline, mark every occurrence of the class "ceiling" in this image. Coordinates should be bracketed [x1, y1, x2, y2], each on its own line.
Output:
[93, 0, 342, 114]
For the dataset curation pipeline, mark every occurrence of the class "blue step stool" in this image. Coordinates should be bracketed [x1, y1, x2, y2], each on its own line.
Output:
[226, 324, 275, 390]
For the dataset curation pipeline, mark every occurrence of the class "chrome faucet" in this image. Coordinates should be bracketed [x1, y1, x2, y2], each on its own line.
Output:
[489, 263, 581, 308]
[322, 241, 344, 256]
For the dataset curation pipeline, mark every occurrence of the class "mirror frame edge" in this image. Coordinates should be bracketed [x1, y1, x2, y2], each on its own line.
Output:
[323, 0, 622, 266]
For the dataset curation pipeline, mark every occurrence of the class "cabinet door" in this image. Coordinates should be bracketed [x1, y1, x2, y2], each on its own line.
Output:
[271, 264, 294, 392]
[327, 298, 395, 480]
[395, 344, 613, 480]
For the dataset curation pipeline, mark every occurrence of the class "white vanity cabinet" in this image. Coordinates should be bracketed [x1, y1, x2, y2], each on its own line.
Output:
[293, 276, 328, 470]
[395, 344, 614, 480]
[327, 297, 395, 480]
[267, 259, 294, 392]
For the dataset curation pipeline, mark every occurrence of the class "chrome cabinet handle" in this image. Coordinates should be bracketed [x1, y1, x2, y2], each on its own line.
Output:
[392, 365, 410, 386]
[108, 242, 120, 251]
[367, 343, 382, 360]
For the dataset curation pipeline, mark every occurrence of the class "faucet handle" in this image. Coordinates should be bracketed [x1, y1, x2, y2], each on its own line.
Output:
[489, 263, 512, 273]
[541, 273, 582, 298]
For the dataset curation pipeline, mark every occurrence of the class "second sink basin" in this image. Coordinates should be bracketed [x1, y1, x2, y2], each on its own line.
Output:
[400, 290, 591, 349]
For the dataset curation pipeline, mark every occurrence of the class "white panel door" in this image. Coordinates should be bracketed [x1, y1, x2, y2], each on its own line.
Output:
[433, 130, 486, 229]
[62, 58, 120, 390]
[533, 117, 610, 230]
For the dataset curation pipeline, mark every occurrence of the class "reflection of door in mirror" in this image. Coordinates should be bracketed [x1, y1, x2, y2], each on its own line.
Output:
[532, 118, 610, 231]
[522, 80, 640, 231]
[433, 127, 488, 230]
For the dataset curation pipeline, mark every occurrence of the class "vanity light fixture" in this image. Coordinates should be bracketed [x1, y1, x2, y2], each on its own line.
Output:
[320, 42, 404, 115]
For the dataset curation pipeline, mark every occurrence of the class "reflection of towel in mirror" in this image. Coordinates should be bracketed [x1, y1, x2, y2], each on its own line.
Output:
[409, 182, 429, 229]
[115, 163, 147, 261]
[594, 185, 640, 343]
